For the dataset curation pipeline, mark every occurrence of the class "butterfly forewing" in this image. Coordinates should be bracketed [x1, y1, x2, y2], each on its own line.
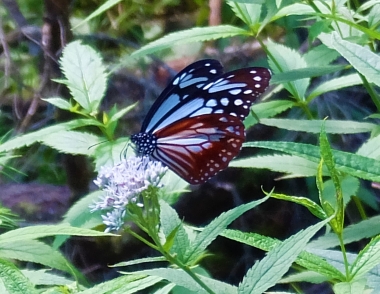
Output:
[142, 59, 224, 132]
[151, 114, 245, 184]
[145, 67, 271, 133]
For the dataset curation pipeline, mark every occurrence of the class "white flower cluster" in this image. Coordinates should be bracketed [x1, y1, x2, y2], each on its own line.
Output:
[90, 156, 167, 232]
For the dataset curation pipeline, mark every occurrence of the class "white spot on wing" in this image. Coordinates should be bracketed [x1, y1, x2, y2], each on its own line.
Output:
[221, 98, 229, 106]
[234, 99, 243, 106]
[206, 99, 217, 107]
[229, 89, 242, 95]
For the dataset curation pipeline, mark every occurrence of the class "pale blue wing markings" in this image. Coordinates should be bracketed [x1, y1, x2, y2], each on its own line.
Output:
[179, 77, 209, 89]
[145, 93, 180, 132]
[208, 82, 247, 93]
[152, 98, 206, 132]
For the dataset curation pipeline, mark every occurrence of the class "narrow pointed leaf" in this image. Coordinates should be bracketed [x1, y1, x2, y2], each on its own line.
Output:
[184, 197, 268, 264]
[238, 217, 331, 293]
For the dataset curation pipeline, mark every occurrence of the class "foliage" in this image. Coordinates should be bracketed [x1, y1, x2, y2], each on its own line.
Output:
[1, 0, 380, 293]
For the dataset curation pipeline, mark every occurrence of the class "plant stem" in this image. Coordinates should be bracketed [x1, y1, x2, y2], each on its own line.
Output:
[337, 232, 350, 279]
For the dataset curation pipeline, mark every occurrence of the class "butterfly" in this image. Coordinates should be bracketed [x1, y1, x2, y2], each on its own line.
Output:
[131, 59, 271, 184]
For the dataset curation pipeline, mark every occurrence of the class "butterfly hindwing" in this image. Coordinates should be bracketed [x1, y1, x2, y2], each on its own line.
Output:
[151, 114, 245, 184]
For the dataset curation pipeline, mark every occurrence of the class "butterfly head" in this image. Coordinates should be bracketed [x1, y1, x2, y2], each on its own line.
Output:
[130, 132, 157, 156]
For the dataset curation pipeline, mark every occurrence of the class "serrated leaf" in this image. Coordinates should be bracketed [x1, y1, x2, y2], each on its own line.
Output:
[227, 2, 262, 26]
[269, 192, 327, 219]
[238, 217, 331, 294]
[303, 45, 340, 66]
[112, 256, 166, 267]
[329, 32, 380, 87]
[351, 235, 380, 278]
[130, 25, 248, 59]
[308, 215, 380, 249]
[308, 73, 362, 100]
[80, 275, 162, 294]
[0, 240, 77, 276]
[21, 269, 75, 286]
[267, 39, 309, 99]
[259, 119, 376, 134]
[319, 123, 344, 232]
[270, 65, 346, 84]
[0, 258, 37, 294]
[125, 268, 237, 294]
[357, 134, 380, 159]
[0, 119, 101, 153]
[107, 103, 138, 125]
[221, 230, 345, 281]
[159, 200, 190, 261]
[42, 97, 72, 110]
[308, 249, 380, 292]
[0, 224, 114, 244]
[244, 100, 294, 128]
[280, 271, 329, 284]
[333, 278, 368, 294]
[53, 191, 104, 249]
[230, 154, 319, 177]
[93, 137, 129, 170]
[43, 130, 102, 156]
[184, 197, 268, 264]
[60, 41, 107, 114]
[243, 141, 380, 182]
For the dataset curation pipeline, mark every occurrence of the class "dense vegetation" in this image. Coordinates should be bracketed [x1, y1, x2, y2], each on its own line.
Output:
[1, 0, 380, 293]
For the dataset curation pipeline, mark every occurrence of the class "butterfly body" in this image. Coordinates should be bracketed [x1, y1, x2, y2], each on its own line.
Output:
[131, 59, 271, 184]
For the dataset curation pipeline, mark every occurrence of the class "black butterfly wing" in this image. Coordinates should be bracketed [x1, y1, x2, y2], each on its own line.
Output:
[145, 67, 271, 134]
[141, 59, 224, 132]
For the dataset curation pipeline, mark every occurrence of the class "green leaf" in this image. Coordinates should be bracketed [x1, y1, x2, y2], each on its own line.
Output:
[230, 154, 319, 178]
[244, 100, 294, 128]
[80, 275, 162, 294]
[368, 4, 380, 29]
[184, 197, 268, 264]
[107, 103, 138, 125]
[329, 32, 380, 87]
[259, 118, 376, 134]
[267, 39, 309, 99]
[0, 224, 114, 244]
[53, 191, 104, 249]
[319, 122, 344, 232]
[60, 41, 107, 114]
[0, 240, 78, 276]
[356, 134, 380, 159]
[0, 258, 37, 294]
[72, 0, 123, 30]
[124, 268, 237, 294]
[308, 73, 362, 100]
[333, 278, 367, 294]
[227, 2, 262, 27]
[322, 176, 359, 209]
[303, 45, 339, 67]
[221, 230, 345, 281]
[112, 256, 166, 267]
[270, 65, 346, 84]
[93, 137, 129, 171]
[280, 271, 329, 284]
[308, 215, 380, 249]
[350, 235, 380, 278]
[130, 25, 248, 59]
[269, 192, 327, 219]
[42, 97, 72, 110]
[21, 269, 75, 286]
[159, 200, 190, 261]
[238, 217, 331, 294]
[42, 130, 102, 156]
[243, 141, 380, 182]
[0, 119, 101, 153]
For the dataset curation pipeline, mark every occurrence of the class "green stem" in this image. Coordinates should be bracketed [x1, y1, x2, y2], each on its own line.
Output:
[351, 196, 367, 220]
[337, 232, 350, 279]
[359, 73, 380, 112]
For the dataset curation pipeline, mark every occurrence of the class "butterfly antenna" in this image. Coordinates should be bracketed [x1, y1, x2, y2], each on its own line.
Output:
[88, 140, 108, 150]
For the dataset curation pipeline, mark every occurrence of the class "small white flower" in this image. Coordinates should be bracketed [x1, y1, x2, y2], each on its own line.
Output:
[91, 156, 167, 232]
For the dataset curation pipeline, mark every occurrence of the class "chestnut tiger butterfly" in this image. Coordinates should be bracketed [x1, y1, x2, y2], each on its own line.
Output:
[131, 59, 271, 184]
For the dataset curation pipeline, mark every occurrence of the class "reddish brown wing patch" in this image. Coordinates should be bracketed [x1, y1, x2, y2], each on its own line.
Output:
[151, 114, 245, 184]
